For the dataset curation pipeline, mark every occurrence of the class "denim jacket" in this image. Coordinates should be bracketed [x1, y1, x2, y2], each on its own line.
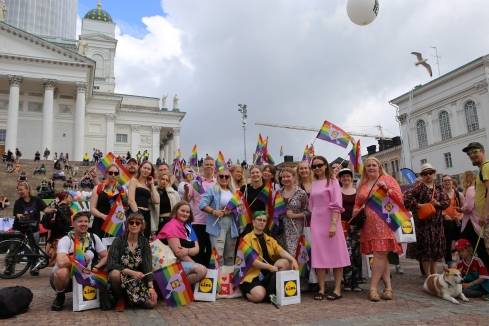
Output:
[199, 185, 239, 238]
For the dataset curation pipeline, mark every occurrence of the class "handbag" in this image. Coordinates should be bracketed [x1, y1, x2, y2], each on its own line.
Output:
[417, 186, 436, 220]
[348, 177, 379, 228]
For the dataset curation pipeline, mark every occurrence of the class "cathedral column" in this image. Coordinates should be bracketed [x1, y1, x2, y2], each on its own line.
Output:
[5, 75, 22, 152]
[152, 126, 161, 163]
[131, 126, 140, 156]
[42, 79, 56, 153]
[73, 83, 86, 160]
[105, 114, 115, 153]
[172, 128, 180, 161]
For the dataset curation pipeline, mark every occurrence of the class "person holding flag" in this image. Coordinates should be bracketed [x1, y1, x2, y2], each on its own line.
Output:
[240, 211, 299, 303]
[50, 210, 108, 311]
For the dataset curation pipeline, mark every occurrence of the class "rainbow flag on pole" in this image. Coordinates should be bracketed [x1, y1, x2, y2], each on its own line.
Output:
[96, 152, 131, 186]
[189, 145, 198, 167]
[101, 196, 125, 237]
[268, 192, 286, 232]
[348, 139, 363, 174]
[225, 191, 242, 212]
[232, 240, 259, 286]
[97, 152, 115, 172]
[258, 181, 272, 205]
[153, 262, 194, 307]
[215, 151, 225, 171]
[208, 247, 221, 270]
[295, 234, 311, 278]
[316, 120, 353, 148]
[367, 188, 410, 231]
[70, 237, 108, 288]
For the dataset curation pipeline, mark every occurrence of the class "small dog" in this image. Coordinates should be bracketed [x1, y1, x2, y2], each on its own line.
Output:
[423, 268, 469, 304]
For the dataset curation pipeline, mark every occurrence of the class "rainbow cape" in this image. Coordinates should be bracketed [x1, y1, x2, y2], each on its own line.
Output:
[232, 240, 259, 286]
[153, 262, 194, 307]
[316, 120, 353, 148]
[189, 145, 198, 167]
[348, 139, 363, 174]
[215, 151, 225, 172]
[208, 247, 221, 270]
[366, 188, 410, 231]
[295, 234, 311, 278]
[101, 196, 125, 237]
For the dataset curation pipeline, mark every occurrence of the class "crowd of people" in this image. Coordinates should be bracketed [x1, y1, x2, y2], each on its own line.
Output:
[2, 140, 489, 312]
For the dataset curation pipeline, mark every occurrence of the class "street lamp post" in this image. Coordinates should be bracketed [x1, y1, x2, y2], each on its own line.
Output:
[238, 104, 248, 163]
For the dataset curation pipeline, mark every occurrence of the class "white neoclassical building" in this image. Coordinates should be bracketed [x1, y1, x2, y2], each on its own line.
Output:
[0, 2, 184, 161]
[390, 55, 489, 176]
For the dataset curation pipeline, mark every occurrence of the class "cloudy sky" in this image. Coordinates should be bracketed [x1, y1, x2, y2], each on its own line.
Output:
[79, 0, 489, 164]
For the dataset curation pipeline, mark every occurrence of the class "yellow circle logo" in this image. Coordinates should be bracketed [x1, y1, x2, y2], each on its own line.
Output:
[401, 220, 413, 234]
[82, 285, 97, 301]
[199, 278, 214, 293]
[284, 280, 297, 297]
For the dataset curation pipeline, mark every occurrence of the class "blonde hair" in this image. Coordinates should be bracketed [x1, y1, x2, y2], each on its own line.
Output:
[462, 171, 476, 194]
[297, 161, 312, 185]
[230, 165, 245, 189]
[359, 157, 388, 185]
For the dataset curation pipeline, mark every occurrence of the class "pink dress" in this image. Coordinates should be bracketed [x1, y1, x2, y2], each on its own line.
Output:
[309, 179, 350, 268]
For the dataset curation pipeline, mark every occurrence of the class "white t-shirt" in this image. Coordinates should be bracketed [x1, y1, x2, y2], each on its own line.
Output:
[56, 233, 106, 268]
[220, 189, 233, 208]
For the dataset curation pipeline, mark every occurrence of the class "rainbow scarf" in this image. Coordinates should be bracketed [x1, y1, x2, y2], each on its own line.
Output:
[232, 240, 259, 286]
[348, 139, 363, 174]
[73, 235, 86, 265]
[215, 151, 225, 172]
[70, 235, 108, 288]
[208, 247, 221, 270]
[367, 188, 410, 231]
[316, 120, 353, 148]
[153, 262, 194, 307]
[189, 145, 198, 167]
[101, 196, 125, 237]
[295, 234, 311, 278]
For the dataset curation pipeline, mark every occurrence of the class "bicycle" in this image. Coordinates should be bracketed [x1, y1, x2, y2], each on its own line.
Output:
[0, 221, 50, 279]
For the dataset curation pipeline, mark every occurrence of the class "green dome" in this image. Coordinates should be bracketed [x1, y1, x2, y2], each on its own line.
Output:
[84, 2, 113, 23]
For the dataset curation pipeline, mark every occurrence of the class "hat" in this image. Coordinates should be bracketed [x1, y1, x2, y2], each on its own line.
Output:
[462, 142, 484, 153]
[252, 211, 267, 220]
[338, 168, 353, 178]
[454, 239, 471, 251]
[420, 163, 436, 174]
[127, 157, 138, 164]
[70, 200, 91, 221]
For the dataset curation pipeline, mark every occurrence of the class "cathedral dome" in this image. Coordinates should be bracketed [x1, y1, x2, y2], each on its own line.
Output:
[84, 2, 113, 23]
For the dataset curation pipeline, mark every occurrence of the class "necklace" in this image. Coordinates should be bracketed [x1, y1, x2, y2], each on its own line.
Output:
[128, 240, 138, 251]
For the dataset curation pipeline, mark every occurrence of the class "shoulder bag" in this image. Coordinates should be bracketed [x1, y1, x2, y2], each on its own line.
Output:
[417, 186, 436, 220]
[348, 177, 379, 228]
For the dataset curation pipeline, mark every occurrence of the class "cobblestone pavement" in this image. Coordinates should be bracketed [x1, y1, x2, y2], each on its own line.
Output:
[1, 259, 488, 326]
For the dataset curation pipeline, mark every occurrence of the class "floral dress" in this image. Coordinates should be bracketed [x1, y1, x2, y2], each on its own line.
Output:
[281, 188, 309, 255]
[120, 245, 150, 305]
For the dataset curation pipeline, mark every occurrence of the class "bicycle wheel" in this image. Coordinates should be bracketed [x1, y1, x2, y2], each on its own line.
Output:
[0, 239, 32, 279]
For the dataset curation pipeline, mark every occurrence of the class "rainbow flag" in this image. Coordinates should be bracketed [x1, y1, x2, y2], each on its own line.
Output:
[191, 176, 205, 194]
[70, 201, 90, 221]
[232, 240, 259, 286]
[97, 152, 115, 172]
[225, 190, 242, 212]
[101, 196, 125, 237]
[215, 151, 225, 172]
[295, 235, 311, 278]
[70, 242, 108, 288]
[302, 144, 309, 162]
[258, 181, 272, 205]
[348, 139, 363, 174]
[208, 247, 221, 270]
[189, 145, 198, 167]
[238, 195, 252, 232]
[316, 120, 353, 148]
[73, 235, 86, 265]
[96, 152, 131, 186]
[268, 192, 286, 232]
[367, 188, 410, 231]
[175, 148, 182, 161]
[153, 262, 194, 307]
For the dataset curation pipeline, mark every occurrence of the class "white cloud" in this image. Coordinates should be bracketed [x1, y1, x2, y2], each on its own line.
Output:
[111, 0, 489, 163]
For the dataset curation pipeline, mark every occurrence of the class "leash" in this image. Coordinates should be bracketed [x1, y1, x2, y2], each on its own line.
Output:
[462, 224, 485, 281]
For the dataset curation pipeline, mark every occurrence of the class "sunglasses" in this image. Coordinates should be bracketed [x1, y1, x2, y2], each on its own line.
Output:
[128, 220, 142, 226]
[421, 171, 435, 176]
[254, 218, 267, 223]
[466, 149, 481, 156]
[107, 171, 119, 176]
[311, 163, 325, 169]
[218, 175, 230, 180]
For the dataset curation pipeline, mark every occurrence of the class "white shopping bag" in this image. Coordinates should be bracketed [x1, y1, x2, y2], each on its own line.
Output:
[72, 277, 100, 311]
[0, 217, 14, 232]
[194, 269, 218, 302]
[303, 226, 318, 284]
[361, 254, 374, 279]
[150, 239, 177, 271]
[217, 265, 242, 299]
[395, 214, 417, 243]
[275, 270, 301, 306]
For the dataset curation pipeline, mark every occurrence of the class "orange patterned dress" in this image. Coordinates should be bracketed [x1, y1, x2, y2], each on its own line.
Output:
[354, 175, 403, 254]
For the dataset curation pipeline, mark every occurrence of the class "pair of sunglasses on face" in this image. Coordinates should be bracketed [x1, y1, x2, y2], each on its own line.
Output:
[107, 170, 119, 176]
[218, 174, 230, 180]
[421, 171, 435, 176]
[311, 163, 325, 170]
[128, 220, 142, 226]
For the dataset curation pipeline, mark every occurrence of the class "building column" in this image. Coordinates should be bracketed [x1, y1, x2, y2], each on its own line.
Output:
[152, 126, 161, 163]
[172, 128, 180, 160]
[164, 143, 170, 163]
[105, 114, 115, 154]
[131, 126, 140, 156]
[73, 83, 86, 160]
[5, 75, 22, 152]
[426, 113, 435, 145]
[42, 79, 56, 154]
[397, 113, 412, 170]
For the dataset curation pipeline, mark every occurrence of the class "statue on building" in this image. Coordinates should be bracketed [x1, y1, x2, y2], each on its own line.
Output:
[161, 94, 168, 110]
[0, 0, 6, 22]
[172, 94, 179, 111]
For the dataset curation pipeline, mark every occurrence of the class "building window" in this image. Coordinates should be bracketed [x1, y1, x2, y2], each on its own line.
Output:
[116, 133, 128, 143]
[420, 158, 427, 165]
[444, 152, 453, 168]
[394, 160, 399, 173]
[416, 120, 428, 148]
[0, 99, 8, 110]
[464, 100, 479, 132]
[383, 163, 389, 173]
[27, 102, 42, 113]
[439, 111, 452, 140]
[58, 104, 72, 114]
[0, 129, 5, 143]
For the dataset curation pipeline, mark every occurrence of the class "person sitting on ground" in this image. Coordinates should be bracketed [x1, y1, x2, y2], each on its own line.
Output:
[240, 211, 299, 303]
[18, 170, 27, 182]
[156, 201, 207, 285]
[107, 212, 157, 311]
[34, 151, 41, 161]
[0, 195, 10, 210]
[453, 238, 489, 300]
[50, 211, 108, 311]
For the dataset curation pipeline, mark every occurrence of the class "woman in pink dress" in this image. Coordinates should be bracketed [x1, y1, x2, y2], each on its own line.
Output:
[309, 156, 350, 300]
[352, 157, 402, 302]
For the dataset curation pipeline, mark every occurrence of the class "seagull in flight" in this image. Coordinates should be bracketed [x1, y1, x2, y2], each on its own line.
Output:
[411, 52, 433, 77]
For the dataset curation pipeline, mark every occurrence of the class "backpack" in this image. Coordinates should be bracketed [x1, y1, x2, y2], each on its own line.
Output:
[478, 161, 489, 198]
[0, 286, 33, 319]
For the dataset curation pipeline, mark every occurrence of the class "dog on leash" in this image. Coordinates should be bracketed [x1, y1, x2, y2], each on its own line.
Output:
[423, 268, 469, 304]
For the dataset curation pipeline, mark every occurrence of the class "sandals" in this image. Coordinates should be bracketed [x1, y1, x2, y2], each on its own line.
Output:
[368, 289, 380, 302]
[313, 292, 325, 301]
[381, 288, 393, 300]
[326, 292, 342, 300]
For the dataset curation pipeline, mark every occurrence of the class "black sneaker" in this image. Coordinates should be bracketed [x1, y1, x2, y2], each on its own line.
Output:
[51, 293, 65, 311]
[4, 266, 14, 276]
[30, 269, 40, 276]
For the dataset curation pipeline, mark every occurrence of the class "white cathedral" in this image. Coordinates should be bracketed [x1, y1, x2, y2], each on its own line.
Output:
[0, 0, 184, 161]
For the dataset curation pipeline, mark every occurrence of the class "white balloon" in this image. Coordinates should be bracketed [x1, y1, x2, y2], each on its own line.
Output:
[346, 0, 379, 26]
